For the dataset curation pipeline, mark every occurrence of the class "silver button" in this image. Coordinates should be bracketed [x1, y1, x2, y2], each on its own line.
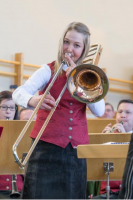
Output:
[68, 136, 72, 139]
[69, 110, 73, 114]
[69, 127, 72, 130]
[6, 186, 9, 190]
[69, 103, 73, 106]
[6, 178, 9, 181]
[69, 118, 73, 121]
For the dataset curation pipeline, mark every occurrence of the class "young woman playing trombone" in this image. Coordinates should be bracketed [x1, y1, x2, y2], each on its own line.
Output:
[13, 22, 105, 199]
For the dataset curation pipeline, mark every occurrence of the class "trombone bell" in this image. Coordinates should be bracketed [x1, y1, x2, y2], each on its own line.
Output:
[67, 64, 109, 103]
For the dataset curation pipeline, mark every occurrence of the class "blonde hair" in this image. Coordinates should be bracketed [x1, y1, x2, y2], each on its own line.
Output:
[54, 22, 91, 73]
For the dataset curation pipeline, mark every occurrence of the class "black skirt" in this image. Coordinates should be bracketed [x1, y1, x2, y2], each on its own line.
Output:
[22, 140, 87, 199]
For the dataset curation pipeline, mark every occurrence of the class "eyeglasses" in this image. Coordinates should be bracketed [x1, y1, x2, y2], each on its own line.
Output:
[105, 109, 113, 112]
[0, 105, 16, 111]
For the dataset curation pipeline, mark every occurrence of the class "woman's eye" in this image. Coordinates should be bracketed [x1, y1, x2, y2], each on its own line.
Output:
[64, 40, 69, 44]
[2, 106, 6, 109]
[75, 44, 80, 48]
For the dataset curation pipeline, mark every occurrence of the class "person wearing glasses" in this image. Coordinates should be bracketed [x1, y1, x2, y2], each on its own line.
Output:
[0, 90, 23, 199]
[0, 91, 18, 120]
[101, 102, 115, 119]
[93, 99, 133, 199]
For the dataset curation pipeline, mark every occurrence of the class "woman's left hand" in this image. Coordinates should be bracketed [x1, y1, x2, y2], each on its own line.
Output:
[65, 54, 76, 77]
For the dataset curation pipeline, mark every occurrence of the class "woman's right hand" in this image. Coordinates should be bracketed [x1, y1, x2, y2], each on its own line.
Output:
[102, 123, 112, 133]
[65, 53, 76, 77]
[28, 94, 56, 110]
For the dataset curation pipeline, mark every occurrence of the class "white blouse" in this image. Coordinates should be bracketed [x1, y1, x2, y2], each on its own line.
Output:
[12, 64, 105, 117]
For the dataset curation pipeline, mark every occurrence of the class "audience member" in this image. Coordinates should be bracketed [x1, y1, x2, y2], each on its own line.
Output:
[0, 90, 23, 199]
[19, 108, 37, 120]
[101, 102, 115, 119]
[93, 99, 133, 199]
[118, 100, 133, 199]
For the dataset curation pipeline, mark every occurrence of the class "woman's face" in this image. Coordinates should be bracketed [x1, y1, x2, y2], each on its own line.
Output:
[62, 30, 84, 63]
[0, 99, 16, 120]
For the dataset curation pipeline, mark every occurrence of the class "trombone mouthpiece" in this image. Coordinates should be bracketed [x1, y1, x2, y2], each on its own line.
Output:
[65, 52, 72, 57]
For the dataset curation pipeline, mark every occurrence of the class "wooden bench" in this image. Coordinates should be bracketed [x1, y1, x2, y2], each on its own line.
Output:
[87, 119, 116, 133]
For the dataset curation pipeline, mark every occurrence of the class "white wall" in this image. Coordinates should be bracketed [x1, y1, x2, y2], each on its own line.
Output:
[0, 0, 133, 112]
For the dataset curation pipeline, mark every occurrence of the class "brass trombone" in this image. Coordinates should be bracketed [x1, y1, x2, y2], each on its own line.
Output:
[13, 44, 109, 169]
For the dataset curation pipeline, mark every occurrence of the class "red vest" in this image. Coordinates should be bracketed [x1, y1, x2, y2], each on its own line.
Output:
[100, 180, 122, 194]
[0, 175, 23, 191]
[30, 61, 89, 148]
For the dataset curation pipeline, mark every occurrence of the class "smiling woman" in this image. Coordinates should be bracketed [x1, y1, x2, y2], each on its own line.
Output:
[12, 22, 105, 199]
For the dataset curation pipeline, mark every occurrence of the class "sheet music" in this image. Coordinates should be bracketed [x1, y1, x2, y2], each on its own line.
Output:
[102, 142, 129, 145]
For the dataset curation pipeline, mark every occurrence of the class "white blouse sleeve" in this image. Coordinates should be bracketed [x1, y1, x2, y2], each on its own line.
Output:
[12, 64, 51, 108]
[87, 99, 105, 117]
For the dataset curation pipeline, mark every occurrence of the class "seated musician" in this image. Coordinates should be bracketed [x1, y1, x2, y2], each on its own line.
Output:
[0, 91, 23, 199]
[101, 102, 115, 119]
[119, 100, 133, 199]
[93, 99, 133, 199]
[19, 107, 37, 120]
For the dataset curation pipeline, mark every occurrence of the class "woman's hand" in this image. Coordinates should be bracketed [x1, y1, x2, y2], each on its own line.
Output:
[28, 94, 56, 110]
[65, 54, 76, 77]
[102, 123, 112, 133]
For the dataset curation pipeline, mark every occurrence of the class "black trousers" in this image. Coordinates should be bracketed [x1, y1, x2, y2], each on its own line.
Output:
[22, 141, 87, 199]
[119, 133, 133, 199]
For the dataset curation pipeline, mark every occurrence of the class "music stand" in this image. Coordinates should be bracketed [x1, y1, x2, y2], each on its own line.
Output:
[89, 132, 131, 144]
[77, 143, 129, 199]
